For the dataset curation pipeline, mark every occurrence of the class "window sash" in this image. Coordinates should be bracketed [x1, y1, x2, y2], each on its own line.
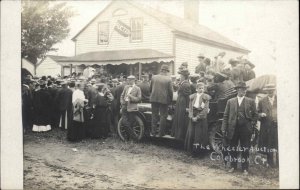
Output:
[98, 22, 109, 44]
[130, 18, 143, 42]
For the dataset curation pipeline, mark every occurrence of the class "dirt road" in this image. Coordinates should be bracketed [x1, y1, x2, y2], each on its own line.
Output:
[24, 129, 279, 189]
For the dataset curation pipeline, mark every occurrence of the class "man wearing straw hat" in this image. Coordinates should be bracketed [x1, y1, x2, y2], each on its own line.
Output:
[257, 84, 278, 168]
[222, 81, 258, 175]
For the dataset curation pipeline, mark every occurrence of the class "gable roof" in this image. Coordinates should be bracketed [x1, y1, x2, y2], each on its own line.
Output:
[36, 55, 69, 67]
[72, 0, 250, 53]
[47, 55, 69, 61]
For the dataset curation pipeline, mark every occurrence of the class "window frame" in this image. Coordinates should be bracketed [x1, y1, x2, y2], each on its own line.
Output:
[97, 21, 109, 45]
[130, 17, 143, 43]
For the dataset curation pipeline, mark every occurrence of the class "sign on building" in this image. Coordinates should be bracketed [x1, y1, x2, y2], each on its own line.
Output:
[114, 20, 131, 37]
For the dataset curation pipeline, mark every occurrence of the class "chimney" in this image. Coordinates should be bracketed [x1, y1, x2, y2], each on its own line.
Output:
[184, 0, 199, 24]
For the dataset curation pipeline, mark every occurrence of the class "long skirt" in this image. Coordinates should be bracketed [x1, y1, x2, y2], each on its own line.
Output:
[87, 107, 110, 139]
[67, 120, 85, 142]
[184, 118, 208, 154]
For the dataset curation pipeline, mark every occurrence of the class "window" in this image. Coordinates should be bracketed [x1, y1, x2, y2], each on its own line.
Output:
[130, 18, 143, 42]
[98, 22, 109, 44]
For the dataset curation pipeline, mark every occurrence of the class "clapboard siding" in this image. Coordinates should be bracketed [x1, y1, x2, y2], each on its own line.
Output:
[36, 57, 62, 77]
[75, 1, 173, 56]
[175, 37, 247, 74]
[21, 58, 35, 75]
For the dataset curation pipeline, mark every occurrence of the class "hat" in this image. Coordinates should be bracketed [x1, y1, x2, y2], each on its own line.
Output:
[263, 83, 276, 91]
[197, 53, 205, 58]
[218, 52, 226, 56]
[127, 75, 135, 80]
[234, 81, 248, 89]
[112, 79, 119, 83]
[196, 82, 205, 88]
[61, 80, 68, 85]
[78, 76, 86, 81]
[215, 72, 228, 80]
[39, 80, 46, 86]
[178, 68, 190, 76]
[204, 74, 214, 80]
[160, 64, 170, 72]
[229, 58, 239, 66]
[243, 59, 255, 69]
[181, 62, 188, 68]
[204, 58, 211, 65]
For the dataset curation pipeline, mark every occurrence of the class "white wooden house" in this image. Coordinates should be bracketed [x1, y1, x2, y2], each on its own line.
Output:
[58, 0, 250, 78]
[21, 58, 35, 75]
[36, 55, 69, 77]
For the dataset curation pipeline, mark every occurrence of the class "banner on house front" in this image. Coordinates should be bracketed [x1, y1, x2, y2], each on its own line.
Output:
[114, 20, 131, 37]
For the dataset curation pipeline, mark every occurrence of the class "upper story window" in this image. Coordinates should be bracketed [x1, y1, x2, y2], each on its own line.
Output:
[98, 21, 109, 45]
[130, 18, 143, 42]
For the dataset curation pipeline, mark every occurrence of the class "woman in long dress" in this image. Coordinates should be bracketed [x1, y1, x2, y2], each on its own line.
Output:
[67, 83, 87, 142]
[171, 69, 191, 141]
[184, 82, 210, 155]
[88, 83, 114, 139]
[32, 80, 52, 132]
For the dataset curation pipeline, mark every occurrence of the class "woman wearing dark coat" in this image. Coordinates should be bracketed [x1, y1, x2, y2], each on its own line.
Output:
[32, 80, 52, 132]
[88, 83, 114, 139]
[171, 69, 191, 141]
[184, 83, 210, 155]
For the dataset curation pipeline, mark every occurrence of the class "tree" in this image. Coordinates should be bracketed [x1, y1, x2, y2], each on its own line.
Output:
[21, 1, 75, 67]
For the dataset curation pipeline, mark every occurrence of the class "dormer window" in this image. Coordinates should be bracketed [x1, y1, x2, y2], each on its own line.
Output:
[130, 18, 143, 42]
[98, 21, 109, 45]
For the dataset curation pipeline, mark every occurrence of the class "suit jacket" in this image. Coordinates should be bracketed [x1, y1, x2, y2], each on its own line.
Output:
[258, 96, 277, 123]
[137, 81, 150, 102]
[188, 93, 210, 120]
[55, 87, 73, 111]
[121, 85, 141, 112]
[222, 97, 258, 140]
[150, 73, 173, 104]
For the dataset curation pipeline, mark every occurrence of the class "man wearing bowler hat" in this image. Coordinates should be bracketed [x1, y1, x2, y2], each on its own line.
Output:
[150, 64, 173, 137]
[222, 81, 258, 175]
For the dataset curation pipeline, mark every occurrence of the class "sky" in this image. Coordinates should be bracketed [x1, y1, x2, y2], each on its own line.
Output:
[51, 0, 299, 76]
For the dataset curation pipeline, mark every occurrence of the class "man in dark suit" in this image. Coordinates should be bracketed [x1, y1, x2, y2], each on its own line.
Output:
[150, 64, 173, 136]
[258, 84, 278, 167]
[222, 81, 258, 175]
[136, 75, 150, 103]
[55, 81, 73, 130]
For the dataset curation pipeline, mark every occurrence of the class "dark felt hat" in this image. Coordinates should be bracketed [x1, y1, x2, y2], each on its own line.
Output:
[197, 53, 205, 58]
[229, 58, 239, 66]
[178, 68, 190, 76]
[234, 81, 249, 89]
[243, 59, 255, 69]
[160, 64, 170, 72]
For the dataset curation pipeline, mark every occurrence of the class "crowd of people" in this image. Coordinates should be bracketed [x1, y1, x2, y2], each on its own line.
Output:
[22, 52, 278, 175]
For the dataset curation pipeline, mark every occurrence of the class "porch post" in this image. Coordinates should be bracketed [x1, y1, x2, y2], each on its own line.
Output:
[138, 62, 142, 80]
[61, 66, 64, 77]
[70, 64, 73, 75]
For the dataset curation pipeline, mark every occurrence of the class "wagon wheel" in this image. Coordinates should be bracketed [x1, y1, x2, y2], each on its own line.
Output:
[209, 123, 224, 154]
[117, 115, 145, 141]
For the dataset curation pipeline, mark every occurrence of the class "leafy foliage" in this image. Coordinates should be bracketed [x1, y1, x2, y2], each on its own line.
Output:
[21, 1, 75, 65]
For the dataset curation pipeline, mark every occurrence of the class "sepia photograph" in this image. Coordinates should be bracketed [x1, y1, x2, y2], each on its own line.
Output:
[1, 0, 299, 189]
